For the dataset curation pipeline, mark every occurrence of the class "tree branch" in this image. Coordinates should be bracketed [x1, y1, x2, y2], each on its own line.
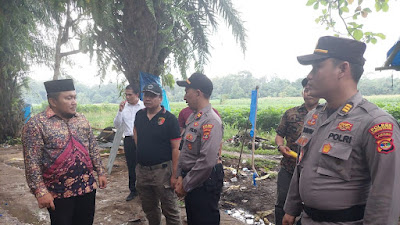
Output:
[60, 49, 81, 57]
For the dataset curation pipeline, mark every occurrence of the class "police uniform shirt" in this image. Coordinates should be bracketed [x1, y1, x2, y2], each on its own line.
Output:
[134, 106, 181, 166]
[177, 104, 223, 192]
[284, 92, 400, 224]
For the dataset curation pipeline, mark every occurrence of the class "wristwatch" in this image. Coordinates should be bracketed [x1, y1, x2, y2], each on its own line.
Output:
[277, 145, 282, 151]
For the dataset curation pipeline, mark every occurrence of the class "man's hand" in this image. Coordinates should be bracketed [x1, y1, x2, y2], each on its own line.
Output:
[174, 176, 186, 198]
[119, 101, 126, 112]
[282, 213, 296, 225]
[37, 193, 55, 210]
[98, 175, 107, 189]
[279, 146, 296, 159]
[170, 176, 178, 189]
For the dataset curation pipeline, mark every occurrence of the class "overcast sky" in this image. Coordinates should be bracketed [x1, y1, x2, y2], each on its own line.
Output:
[31, 0, 400, 86]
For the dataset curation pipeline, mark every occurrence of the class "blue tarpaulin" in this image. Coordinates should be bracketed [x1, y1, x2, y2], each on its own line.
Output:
[249, 89, 257, 137]
[23, 103, 32, 123]
[139, 71, 171, 111]
[387, 41, 400, 66]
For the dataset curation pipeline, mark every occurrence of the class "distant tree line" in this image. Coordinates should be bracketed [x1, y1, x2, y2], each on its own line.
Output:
[24, 71, 400, 104]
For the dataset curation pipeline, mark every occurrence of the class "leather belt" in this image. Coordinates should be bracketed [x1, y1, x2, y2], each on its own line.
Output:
[138, 161, 169, 170]
[303, 204, 365, 222]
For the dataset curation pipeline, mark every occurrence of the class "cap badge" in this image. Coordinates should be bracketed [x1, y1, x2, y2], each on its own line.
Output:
[314, 49, 328, 54]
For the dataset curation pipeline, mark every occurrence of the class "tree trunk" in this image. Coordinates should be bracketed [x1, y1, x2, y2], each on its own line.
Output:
[53, 26, 63, 80]
[120, 0, 170, 85]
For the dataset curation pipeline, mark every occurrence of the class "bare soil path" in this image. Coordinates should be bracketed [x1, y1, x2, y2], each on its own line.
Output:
[0, 145, 255, 225]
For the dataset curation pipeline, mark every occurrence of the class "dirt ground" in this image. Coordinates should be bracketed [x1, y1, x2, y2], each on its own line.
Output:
[0, 145, 280, 225]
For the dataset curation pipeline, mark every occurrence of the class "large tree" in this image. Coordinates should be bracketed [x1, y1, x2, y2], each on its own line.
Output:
[0, 0, 52, 143]
[82, 0, 247, 85]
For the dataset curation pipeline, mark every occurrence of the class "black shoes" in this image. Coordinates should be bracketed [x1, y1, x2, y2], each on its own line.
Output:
[126, 191, 137, 201]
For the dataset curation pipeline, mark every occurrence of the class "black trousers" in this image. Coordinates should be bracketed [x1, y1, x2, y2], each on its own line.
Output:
[275, 168, 293, 225]
[185, 164, 224, 225]
[48, 190, 96, 225]
[124, 136, 137, 192]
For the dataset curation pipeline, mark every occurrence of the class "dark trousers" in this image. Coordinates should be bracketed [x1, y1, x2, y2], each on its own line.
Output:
[275, 168, 293, 225]
[48, 190, 96, 225]
[184, 164, 224, 225]
[124, 136, 137, 192]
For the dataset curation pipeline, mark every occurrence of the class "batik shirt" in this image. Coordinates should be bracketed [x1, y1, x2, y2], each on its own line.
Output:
[276, 104, 309, 174]
[22, 107, 105, 199]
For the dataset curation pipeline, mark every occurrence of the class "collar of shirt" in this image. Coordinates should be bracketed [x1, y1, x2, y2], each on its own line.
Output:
[143, 105, 167, 117]
[320, 91, 362, 117]
[45, 106, 77, 119]
[126, 100, 144, 108]
[187, 103, 212, 124]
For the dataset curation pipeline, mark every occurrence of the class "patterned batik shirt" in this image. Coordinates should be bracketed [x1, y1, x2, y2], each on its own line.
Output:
[22, 107, 105, 199]
[275, 104, 309, 174]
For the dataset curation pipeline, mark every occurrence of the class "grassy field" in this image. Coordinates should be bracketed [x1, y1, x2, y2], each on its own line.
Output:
[32, 95, 400, 155]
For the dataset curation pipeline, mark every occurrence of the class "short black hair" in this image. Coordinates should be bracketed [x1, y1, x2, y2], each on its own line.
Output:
[332, 58, 364, 83]
[126, 84, 140, 94]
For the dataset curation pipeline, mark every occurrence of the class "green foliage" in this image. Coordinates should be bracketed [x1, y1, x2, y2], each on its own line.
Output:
[0, 0, 52, 143]
[80, 0, 247, 85]
[308, 0, 388, 43]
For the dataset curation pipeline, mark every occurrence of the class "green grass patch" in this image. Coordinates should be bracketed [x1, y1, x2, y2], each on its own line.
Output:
[221, 153, 278, 172]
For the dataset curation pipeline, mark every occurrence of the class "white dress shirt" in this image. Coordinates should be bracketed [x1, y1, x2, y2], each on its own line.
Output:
[113, 100, 145, 137]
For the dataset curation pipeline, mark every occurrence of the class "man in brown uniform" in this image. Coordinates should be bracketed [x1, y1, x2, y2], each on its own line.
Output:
[274, 78, 320, 225]
[175, 73, 224, 225]
[283, 36, 400, 224]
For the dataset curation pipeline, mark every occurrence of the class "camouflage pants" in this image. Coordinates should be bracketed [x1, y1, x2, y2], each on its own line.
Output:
[136, 161, 181, 225]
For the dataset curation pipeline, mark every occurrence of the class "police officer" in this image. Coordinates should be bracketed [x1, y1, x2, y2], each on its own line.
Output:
[175, 73, 224, 225]
[283, 36, 400, 225]
[275, 78, 320, 225]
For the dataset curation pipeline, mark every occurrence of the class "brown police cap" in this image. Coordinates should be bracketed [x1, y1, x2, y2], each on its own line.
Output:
[176, 73, 213, 96]
[297, 36, 366, 65]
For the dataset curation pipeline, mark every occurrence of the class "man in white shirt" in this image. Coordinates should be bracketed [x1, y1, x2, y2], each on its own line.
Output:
[114, 85, 145, 201]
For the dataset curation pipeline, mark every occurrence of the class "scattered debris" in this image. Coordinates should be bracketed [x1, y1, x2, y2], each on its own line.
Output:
[225, 208, 269, 225]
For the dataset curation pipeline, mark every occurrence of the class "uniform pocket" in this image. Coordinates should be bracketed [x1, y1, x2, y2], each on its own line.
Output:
[204, 164, 224, 193]
[316, 141, 353, 181]
[184, 131, 200, 155]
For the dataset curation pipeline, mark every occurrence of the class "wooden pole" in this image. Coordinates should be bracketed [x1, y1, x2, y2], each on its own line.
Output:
[251, 86, 259, 176]
[236, 123, 249, 178]
[106, 127, 124, 174]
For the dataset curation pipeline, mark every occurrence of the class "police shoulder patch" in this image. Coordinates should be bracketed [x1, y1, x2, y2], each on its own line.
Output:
[202, 124, 214, 140]
[368, 123, 395, 154]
